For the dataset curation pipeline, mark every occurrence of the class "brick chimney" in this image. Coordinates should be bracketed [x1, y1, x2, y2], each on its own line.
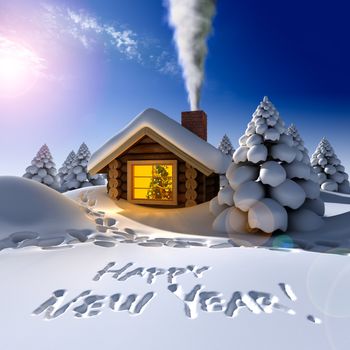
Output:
[181, 110, 207, 141]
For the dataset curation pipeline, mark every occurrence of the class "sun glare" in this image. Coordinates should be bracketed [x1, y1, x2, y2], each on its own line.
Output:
[0, 36, 45, 97]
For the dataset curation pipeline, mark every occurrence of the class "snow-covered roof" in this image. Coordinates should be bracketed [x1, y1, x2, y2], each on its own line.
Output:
[88, 108, 231, 176]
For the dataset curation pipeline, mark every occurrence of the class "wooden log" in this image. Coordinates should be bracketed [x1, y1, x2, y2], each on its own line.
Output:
[109, 159, 122, 170]
[179, 163, 186, 172]
[108, 187, 120, 200]
[185, 189, 197, 201]
[121, 183, 128, 192]
[178, 193, 186, 203]
[128, 144, 170, 154]
[185, 167, 197, 179]
[206, 192, 219, 199]
[206, 190, 219, 198]
[179, 173, 186, 182]
[121, 174, 127, 182]
[196, 176, 205, 185]
[109, 168, 121, 178]
[196, 194, 205, 203]
[109, 178, 122, 188]
[121, 164, 127, 172]
[185, 199, 197, 207]
[185, 179, 197, 190]
[205, 177, 217, 186]
[120, 154, 178, 161]
[178, 184, 187, 193]
[184, 163, 198, 205]
[196, 187, 205, 195]
[138, 136, 156, 144]
[206, 185, 219, 193]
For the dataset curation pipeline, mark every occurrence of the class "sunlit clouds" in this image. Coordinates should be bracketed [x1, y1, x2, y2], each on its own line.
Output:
[42, 4, 177, 72]
[0, 36, 46, 97]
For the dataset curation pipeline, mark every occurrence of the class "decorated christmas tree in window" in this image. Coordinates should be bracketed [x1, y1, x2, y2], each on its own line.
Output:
[146, 164, 173, 200]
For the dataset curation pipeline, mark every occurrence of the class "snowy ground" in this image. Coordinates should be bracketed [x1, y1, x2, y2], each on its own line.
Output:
[1, 177, 350, 349]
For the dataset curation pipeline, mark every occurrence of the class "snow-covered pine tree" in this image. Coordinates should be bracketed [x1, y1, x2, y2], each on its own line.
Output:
[23, 144, 60, 190]
[218, 134, 235, 189]
[286, 124, 310, 164]
[61, 143, 105, 191]
[57, 150, 76, 191]
[210, 96, 325, 234]
[311, 138, 350, 193]
[218, 134, 234, 156]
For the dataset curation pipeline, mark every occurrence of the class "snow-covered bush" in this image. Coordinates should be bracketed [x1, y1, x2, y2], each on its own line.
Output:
[61, 143, 105, 192]
[218, 134, 234, 156]
[57, 150, 76, 190]
[210, 97, 324, 234]
[23, 144, 60, 190]
[311, 138, 350, 193]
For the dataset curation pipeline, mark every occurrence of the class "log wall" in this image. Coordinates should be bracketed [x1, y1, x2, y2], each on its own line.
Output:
[107, 159, 122, 200]
[104, 136, 219, 207]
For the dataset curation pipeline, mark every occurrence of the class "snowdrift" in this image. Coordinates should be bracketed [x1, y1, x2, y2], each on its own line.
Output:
[1, 177, 350, 254]
[0, 176, 94, 248]
[0, 179, 349, 350]
[66, 186, 350, 254]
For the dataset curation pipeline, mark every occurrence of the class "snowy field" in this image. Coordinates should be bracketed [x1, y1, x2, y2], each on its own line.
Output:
[1, 177, 350, 349]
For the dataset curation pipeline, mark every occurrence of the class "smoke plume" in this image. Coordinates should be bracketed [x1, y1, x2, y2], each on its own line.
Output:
[166, 0, 216, 111]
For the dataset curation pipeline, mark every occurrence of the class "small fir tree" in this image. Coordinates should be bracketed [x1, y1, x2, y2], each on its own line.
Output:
[61, 143, 105, 191]
[286, 124, 310, 164]
[58, 150, 76, 190]
[311, 138, 350, 193]
[23, 144, 60, 190]
[218, 134, 234, 156]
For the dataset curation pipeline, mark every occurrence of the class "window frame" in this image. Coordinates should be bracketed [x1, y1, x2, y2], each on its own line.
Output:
[127, 160, 178, 205]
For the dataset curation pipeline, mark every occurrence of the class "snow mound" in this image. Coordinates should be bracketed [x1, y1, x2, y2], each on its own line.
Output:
[0, 176, 94, 245]
[288, 209, 324, 231]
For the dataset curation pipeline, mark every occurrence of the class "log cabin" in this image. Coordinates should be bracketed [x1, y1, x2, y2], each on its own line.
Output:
[88, 108, 231, 207]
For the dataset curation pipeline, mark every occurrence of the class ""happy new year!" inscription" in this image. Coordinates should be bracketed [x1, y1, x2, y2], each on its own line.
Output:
[32, 261, 322, 324]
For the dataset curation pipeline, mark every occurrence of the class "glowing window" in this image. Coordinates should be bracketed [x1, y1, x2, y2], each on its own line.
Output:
[127, 160, 177, 205]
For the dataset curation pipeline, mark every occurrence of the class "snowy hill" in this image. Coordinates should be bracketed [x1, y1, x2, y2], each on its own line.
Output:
[1, 177, 350, 349]
[0, 176, 95, 249]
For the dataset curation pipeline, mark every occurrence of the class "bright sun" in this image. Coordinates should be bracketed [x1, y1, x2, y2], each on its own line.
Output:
[0, 36, 45, 98]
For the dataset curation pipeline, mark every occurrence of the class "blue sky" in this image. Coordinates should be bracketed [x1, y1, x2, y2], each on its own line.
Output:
[0, 0, 350, 175]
